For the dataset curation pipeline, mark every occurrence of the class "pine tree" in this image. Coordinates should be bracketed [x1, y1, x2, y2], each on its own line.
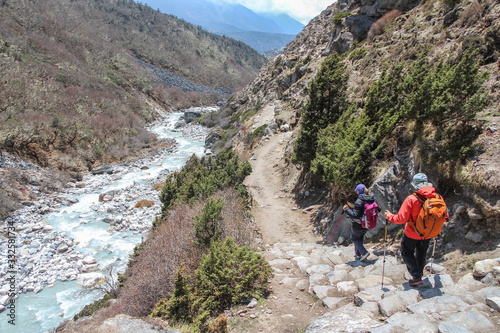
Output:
[293, 53, 350, 165]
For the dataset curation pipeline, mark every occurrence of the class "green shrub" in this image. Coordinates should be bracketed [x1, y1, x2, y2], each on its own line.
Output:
[293, 53, 350, 165]
[348, 47, 367, 60]
[310, 48, 488, 193]
[241, 108, 258, 121]
[194, 198, 224, 247]
[159, 149, 251, 214]
[73, 294, 113, 320]
[249, 124, 267, 142]
[333, 12, 351, 25]
[151, 238, 271, 332]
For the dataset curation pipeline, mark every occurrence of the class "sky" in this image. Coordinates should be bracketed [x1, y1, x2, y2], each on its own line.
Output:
[212, 0, 335, 25]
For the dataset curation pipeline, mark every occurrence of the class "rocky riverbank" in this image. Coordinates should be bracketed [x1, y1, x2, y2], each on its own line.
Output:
[0, 110, 212, 312]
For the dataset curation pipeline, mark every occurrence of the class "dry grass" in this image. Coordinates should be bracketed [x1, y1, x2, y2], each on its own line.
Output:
[367, 10, 402, 43]
[106, 188, 256, 318]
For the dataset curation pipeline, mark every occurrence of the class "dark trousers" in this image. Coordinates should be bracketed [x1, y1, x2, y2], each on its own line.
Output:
[401, 234, 431, 279]
[350, 222, 368, 257]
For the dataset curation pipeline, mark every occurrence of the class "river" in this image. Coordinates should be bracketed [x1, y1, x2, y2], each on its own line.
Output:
[0, 110, 211, 332]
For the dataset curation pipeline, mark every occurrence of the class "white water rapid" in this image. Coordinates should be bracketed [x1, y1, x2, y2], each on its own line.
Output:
[0, 110, 211, 332]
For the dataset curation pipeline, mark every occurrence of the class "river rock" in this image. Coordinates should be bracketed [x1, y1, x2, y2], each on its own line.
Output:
[76, 273, 107, 287]
[91, 165, 114, 175]
[56, 243, 69, 253]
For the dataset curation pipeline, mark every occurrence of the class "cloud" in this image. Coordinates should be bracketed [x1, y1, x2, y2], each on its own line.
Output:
[213, 0, 334, 25]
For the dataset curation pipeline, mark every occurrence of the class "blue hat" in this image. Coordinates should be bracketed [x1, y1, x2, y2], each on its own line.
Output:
[355, 184, 366, 194]
[411, 173, 432, 190]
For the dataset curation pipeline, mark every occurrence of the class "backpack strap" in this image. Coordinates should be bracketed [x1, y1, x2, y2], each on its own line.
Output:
[410, 192, 425, 223]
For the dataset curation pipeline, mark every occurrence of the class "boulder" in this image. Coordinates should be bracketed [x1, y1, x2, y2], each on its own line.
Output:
[424, 263, 447, 275]
[473, 259, 500, 278]
[97, 314, 180, 333]
[407, 296, 470, 316]
[443, 309, 494, 331]
[327, 270, 349, 284]
[183, 111, 202, 124]
[307, 305, 381, 332]
[378, 290, 419, 317]
[465, 231, 483, 243]
[344, 15, 375, 41]
[306, 264, 333, 276]
[486, 296, 500, 312]
[438, 322, 470, 333]
[455, 273, 486, 292]
[91, 165, 114, 175]
[474, 286, 500, 299]
[370, 312, 437, 333]
[312, 285, 336, 300]
[336, 281, 359, 296]
[322, 297, 345, 310]
[204, 129, 222, 150]
[356, 275, 393, 290]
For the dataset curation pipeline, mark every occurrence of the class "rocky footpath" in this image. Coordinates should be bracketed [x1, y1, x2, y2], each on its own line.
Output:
[0, 112, 211, 311]
[261, 242, 500, 333]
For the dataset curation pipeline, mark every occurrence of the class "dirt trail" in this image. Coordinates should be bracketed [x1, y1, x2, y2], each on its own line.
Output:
[226, 106, 328, 332]
[244, 106, 321, 245]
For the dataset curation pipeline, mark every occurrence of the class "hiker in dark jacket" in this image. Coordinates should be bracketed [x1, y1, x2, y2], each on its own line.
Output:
[343, 184, 378, 261]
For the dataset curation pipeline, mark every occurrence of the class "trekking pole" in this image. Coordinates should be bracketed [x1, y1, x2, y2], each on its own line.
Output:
[326, 211, 344, 245]
[429, 238, 437, 276]
[381, 221, 388, 289]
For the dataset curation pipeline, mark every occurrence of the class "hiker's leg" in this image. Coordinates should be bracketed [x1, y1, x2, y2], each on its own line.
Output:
[415, 238, 431, 277]
[350, 223, 368, 256]
[401, 234, 421, 278]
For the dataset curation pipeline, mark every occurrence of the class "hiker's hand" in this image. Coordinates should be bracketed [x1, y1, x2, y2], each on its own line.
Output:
[343, 205, 348, 211]
[384, 210, 391, 219]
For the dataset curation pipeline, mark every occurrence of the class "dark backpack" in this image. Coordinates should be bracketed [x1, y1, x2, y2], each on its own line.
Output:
[412, 193, 447, 239]
[362, 201, 379, 229]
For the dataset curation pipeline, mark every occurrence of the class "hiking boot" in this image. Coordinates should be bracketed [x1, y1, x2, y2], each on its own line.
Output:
[360, 252, 370, 262]
[409, 278, 423, 287]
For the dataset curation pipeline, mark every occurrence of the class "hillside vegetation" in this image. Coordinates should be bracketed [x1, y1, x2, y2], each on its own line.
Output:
[210, 0, 499, 225]
[0, 0, 266, 178]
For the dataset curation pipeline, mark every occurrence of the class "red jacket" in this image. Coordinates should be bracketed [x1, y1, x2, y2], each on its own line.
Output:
[386, 186, 445, 240]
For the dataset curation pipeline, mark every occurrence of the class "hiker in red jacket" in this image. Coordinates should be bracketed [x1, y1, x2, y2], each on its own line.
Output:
[384, 173, 448, 286]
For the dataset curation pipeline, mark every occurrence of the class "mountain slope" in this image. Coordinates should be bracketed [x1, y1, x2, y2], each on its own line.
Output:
[0, 0, 266, 216]
[141, 0, 305, 52]
[211, 0, 500, 234]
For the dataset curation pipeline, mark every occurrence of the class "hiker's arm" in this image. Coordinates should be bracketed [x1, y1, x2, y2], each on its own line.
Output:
[385, 196, 412, 224]
[344, 199, 363, 219]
